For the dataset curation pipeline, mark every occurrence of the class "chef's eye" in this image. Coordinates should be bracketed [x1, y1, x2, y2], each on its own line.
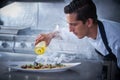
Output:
[69, 23, 77, 26]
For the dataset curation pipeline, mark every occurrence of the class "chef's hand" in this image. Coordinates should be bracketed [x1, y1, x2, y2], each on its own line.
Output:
[35, 33, 54, 46]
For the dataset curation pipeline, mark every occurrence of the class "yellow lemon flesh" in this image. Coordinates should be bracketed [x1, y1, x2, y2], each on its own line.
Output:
[34, 41, 46, 55]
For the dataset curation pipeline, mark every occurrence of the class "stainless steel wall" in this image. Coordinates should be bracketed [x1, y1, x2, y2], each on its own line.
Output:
[0, 0, 120, 30]
[0, 2, 66, 30]
[93, 0, 120, 22]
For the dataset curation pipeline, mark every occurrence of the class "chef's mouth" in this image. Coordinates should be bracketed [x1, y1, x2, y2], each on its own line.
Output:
[73, 33, 83, 39]
[73, 32, 78, 36]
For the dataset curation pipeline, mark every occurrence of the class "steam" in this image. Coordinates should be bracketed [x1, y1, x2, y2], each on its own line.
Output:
[35, 52, 75, 65]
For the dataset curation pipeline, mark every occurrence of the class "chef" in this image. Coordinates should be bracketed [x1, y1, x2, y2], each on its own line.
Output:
[35, 0, 120, 79]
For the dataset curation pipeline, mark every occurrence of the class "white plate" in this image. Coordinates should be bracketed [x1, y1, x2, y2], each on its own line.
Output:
[10, 62, 81, 72]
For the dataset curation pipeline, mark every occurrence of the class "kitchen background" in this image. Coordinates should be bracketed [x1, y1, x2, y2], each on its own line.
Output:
[0, 0, 120, 61]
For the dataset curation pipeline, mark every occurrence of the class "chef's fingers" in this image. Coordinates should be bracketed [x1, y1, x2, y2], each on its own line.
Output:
[35, 34, 46, 45]
[35, 40, 40, 45]
[35, 34, 44, 41]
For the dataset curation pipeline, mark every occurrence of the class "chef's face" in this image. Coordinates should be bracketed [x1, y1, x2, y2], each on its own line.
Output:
[66, 13, 89, 39]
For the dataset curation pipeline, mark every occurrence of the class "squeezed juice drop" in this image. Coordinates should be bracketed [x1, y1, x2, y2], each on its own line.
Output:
[34, 41, 46, 55]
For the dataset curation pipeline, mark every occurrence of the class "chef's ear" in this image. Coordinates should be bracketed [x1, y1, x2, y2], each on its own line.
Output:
[86, 18, 93, 28]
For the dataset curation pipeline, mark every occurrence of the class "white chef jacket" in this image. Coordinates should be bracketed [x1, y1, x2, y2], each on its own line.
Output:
[87, 19, 120, 68]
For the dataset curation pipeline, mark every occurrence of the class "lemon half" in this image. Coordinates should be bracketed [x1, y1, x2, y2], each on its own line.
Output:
[34, 41, 46, 55]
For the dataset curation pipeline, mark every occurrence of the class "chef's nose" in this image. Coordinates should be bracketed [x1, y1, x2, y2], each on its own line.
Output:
[69, 26, 74, 32]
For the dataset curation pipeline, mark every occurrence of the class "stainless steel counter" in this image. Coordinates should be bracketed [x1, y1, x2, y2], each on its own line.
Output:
[0, 52, 102, 80]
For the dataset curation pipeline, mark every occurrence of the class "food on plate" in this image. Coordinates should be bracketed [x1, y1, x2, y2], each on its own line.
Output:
[21, 63, 65, 70]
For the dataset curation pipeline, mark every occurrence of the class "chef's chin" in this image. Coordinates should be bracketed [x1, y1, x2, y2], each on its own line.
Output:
[77, 35, 84, 39]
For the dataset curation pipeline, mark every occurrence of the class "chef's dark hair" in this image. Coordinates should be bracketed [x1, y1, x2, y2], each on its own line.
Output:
[64, 0, 97, 23]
